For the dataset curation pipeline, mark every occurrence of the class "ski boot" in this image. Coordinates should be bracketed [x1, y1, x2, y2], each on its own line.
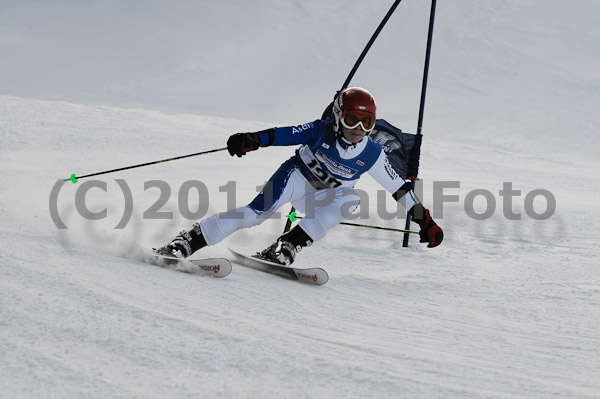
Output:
[258, 239, 297, 266]
[154, 222, 207, 259]
[256, 225, 313, 266]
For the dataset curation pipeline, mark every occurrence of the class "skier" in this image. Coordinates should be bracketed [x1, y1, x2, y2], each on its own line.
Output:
[155, 87, 443, 265]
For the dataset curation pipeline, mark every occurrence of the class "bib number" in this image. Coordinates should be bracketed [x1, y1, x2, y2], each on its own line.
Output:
[307, 159, 342, 188]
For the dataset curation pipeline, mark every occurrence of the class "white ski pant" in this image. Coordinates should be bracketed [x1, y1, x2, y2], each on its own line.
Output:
[199, 167, 360, 246]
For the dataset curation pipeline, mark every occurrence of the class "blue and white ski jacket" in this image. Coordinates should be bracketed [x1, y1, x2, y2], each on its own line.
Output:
[256, 119, 414, 203]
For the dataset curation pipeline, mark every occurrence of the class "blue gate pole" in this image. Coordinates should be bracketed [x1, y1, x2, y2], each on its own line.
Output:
[402, 0, 437, 247]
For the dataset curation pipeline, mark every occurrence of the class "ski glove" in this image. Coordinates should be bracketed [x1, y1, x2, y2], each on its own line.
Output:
[227, 132, 260, 157]
[409, 203, 444, 248]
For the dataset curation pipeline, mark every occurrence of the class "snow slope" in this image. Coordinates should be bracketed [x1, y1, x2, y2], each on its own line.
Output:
[1, 0, 600, 398]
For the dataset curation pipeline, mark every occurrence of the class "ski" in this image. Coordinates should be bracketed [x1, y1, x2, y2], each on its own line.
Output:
[228, 248, 328, 286]
[152, 253, 232, 278]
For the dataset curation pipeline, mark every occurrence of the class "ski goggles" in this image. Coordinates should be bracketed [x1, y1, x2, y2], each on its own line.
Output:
[340, 111, 376, 132]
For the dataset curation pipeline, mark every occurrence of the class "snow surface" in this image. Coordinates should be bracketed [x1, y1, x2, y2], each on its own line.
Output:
[1, 1, 600, 398]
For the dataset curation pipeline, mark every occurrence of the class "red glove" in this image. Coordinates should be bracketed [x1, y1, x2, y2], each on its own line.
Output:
[227, 133, 260, 157]
[409, 204, 444, 248]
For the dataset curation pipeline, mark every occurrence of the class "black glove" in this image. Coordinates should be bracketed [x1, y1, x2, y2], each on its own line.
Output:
[409, 203, 443, 248]
[227, 133, 260, 157]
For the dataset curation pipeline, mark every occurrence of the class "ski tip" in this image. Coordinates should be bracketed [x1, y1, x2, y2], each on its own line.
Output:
[294, 268, 329, 286]
[188, 258, 232, 278]
[149, 250, 232, 278]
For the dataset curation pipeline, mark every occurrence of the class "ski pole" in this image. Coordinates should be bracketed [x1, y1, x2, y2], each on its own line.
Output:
[64, 147, 227, 183]
[340, 0, 403, 91]
[291, 215, 418, 235]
